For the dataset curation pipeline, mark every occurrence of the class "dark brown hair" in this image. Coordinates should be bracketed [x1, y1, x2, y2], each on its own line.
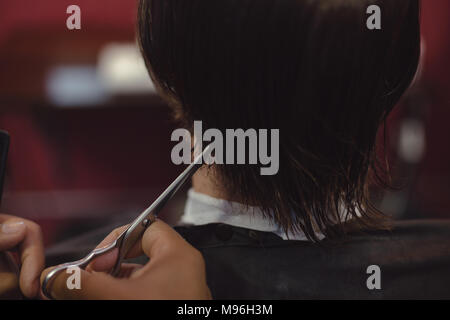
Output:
[137, 0, 421, 241]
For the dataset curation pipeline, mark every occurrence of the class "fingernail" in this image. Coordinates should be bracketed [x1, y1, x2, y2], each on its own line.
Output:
[1, 221, 25, 234]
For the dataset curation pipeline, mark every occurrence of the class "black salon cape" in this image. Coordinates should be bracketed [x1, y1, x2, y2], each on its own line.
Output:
[46, 220, 450, 299]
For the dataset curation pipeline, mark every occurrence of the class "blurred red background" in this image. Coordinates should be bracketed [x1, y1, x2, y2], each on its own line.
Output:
[0, 0, 449, 246]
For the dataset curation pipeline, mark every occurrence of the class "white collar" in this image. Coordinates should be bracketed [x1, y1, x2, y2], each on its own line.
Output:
[180, 188, 324, 241]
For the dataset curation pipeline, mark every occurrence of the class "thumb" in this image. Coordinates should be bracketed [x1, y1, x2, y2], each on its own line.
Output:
[130, 219, 211, 300]
[140, 219, 193, 261]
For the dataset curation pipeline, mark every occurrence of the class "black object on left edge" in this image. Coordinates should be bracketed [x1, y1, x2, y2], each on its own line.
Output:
[0, 130, 9, 204]
[0, 130, 22, 300]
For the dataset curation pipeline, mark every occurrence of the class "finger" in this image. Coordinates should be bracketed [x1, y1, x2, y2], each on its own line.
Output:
[116, 263, 144, 279]
[95, 225, 129, 249]
[0, 219, 27, 251]
[18, 221, 45, 298]
[40, 266, 126, 300]
[86, 248, 118, 273]
[131, 219, 205, 282]
[89, 220, 184, 273]
[89, 219, 186, 278]
[0, 215, 44, 298]
[141, 219, 192, 261]
[86, 252, 143, 276]
[87, 224, 144, 272]
[129, 220, 210, 300]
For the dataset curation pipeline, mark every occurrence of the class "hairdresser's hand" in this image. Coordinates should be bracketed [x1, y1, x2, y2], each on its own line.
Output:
[41, 219, 211, 300]
[0, 214, 45, 298]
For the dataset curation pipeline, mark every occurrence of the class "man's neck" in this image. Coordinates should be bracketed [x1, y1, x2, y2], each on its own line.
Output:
[192, 166, 230, 201]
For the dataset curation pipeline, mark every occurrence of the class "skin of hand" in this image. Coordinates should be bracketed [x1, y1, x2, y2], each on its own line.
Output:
[40, 219, 212, 300]
[0, 214, 45, 298]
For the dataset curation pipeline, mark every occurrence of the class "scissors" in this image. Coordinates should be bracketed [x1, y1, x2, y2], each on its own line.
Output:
[42, 144, 211, 299]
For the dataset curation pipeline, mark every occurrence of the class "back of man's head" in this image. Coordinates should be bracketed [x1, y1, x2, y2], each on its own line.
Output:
[138, 0, 421, 240]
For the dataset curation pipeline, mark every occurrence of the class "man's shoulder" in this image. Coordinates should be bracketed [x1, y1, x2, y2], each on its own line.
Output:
[174, 221, 450, 299]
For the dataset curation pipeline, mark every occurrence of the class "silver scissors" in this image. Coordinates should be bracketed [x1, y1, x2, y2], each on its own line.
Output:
[42, 144, 211, 299]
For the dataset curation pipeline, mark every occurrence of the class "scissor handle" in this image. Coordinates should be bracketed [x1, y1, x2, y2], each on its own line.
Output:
[42, 239, 120, 299]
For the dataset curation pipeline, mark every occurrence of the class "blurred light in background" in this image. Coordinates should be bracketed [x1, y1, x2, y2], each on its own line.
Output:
[98, 43, 155, 95]
[46, 43, 156, 107]
[399, 119, 426, 164]
[46, 65, 108, 107]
